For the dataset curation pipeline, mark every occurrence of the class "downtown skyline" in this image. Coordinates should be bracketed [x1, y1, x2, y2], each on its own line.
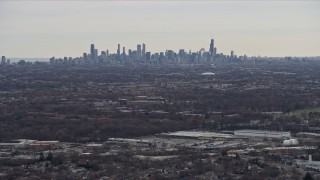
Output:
[46, 38, 236, 65]
[1, 1, 320, 58]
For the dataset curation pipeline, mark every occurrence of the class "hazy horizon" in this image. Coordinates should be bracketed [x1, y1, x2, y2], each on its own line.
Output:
[1, 1, 320, 58]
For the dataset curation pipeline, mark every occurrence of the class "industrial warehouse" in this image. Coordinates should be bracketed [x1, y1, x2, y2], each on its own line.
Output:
[233, 129, 291, 138]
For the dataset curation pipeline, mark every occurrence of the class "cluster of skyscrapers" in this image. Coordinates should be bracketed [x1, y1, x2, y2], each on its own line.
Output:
[78, 43, 148, 64]
[1, 56, 10, 66]
[48, 38, 245, 65]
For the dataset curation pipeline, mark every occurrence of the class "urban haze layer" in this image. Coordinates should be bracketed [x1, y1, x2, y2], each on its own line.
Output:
[0, 39, 320, 179]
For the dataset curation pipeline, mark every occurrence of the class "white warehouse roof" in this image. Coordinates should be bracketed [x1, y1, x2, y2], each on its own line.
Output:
[162, 131, 234, 139]
[234, 129, 291, 138]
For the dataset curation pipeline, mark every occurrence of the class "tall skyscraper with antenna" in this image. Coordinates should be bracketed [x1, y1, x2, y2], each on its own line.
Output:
[209, 39, 214, 55]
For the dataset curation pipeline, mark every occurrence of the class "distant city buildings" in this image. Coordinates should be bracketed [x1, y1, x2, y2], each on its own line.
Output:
[1, 56, 6, 65]
[137, 44, 142, 59]
[209, 38, 217, 56]
[2, 38, 256, 66]
[142, 43, 146, 59]
[1, 56, 10, 66]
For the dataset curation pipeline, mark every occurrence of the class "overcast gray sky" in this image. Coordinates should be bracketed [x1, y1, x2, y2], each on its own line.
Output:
[0, 1, 319, 58]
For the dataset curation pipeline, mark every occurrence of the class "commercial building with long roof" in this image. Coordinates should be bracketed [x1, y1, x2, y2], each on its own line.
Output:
[234, 129, 291, 138]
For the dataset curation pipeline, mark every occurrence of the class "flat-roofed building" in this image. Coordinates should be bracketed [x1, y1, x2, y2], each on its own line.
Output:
[234, 129, 291, 138]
